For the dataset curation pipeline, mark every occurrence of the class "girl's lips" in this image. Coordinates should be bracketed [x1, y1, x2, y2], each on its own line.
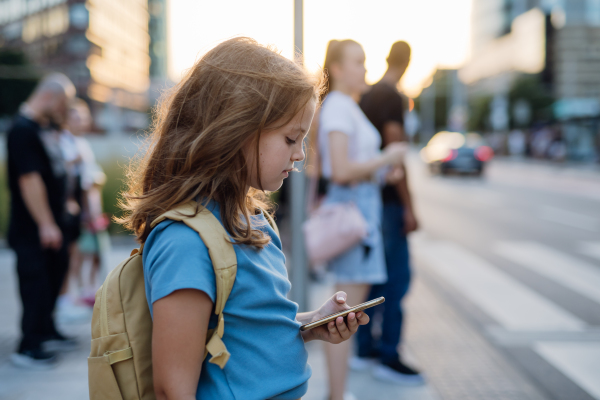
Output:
[283, 170, 289, 178]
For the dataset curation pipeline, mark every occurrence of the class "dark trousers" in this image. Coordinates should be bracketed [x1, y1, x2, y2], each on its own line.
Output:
[357, 202, 411, 363]
[12, 242, 69, 352]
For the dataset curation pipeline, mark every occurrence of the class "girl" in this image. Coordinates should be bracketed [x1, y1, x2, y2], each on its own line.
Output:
[118, 37, 370, 400]
[68, 99, 110, 306]
[58, 99, 106, 323]
[318, 40, 406, 400]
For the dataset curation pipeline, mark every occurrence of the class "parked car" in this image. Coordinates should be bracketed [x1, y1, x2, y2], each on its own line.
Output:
[420, 131, 494, 176]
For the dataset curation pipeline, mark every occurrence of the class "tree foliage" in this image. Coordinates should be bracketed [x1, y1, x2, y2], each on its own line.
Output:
[0, 49, 39, 117]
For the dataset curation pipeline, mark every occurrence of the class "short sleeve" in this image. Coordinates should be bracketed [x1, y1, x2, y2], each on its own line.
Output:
[379, 88, 405, 127]
[319, 94, 355, 137]
[143, 221, 217, 306]
[7, 125, 46, 177]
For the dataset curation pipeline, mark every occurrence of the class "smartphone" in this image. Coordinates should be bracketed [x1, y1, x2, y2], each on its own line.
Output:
[299, 297, 385, 331]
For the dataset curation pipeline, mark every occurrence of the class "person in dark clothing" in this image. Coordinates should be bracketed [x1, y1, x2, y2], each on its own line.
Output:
[353, 41, 424, 385]
[6, 73, 78, 369]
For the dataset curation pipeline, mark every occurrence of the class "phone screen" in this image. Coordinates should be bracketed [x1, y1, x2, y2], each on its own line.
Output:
[299, 297, 385, 331]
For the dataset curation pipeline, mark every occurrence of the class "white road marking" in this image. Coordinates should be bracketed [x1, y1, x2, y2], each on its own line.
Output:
[538, 205, 599, 232]
[494, 242, 600, 305]
[534, 342, 600, 400]
[581, 242, 600, 262]
[413, 241, 585, 331]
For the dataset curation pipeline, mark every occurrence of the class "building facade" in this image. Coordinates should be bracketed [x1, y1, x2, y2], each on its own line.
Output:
[0, 0, 151, 132]
[148, 0, 171, 103]
[460, 0, 600, 159]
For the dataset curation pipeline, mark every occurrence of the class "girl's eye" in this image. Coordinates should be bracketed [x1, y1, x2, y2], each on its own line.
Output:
[286, 137, 297, 145]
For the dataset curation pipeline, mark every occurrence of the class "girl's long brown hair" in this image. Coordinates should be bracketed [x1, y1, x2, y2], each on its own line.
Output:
[117, 37, 324, 248]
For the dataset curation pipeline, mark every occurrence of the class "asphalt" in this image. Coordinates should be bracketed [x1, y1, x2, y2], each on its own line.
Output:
[407, 153, 600, 400]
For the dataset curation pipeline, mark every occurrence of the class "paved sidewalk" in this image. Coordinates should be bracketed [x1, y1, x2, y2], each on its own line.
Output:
[0, 244, 442, 400]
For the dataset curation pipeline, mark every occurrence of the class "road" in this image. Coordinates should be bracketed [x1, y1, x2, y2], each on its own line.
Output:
[406, 154, 600, 400]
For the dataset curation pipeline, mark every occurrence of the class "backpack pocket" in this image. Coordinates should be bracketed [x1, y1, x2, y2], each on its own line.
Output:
[89, 333, 141, 400]
[88, 354, 125, 400]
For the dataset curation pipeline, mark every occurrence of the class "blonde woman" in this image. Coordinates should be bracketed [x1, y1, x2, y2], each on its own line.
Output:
[318, 40, 406, 400]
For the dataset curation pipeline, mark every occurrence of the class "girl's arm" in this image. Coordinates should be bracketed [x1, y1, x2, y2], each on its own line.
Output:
[328, 131, 406, 185]
[152, 289, 213, 400]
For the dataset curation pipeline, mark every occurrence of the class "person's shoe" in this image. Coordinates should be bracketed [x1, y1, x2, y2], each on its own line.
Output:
[42, 333, 79, 352]
[349, 355, 379, 371]
[10, 349, 57, 370]
[349, 348, 381, 371]
[349, 347, 381, 371]
[372, 359, 425, 386]
[328, 392, 358, 400]
[56, 301, 93, 323]
[344, 392, 358, 400]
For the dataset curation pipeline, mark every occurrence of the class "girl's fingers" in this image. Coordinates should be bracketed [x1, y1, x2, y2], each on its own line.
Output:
[334, 291, 347, 304]
[347, 312, 359, 333]
[328, 320, 340, 340]
[336, 316, 351, 340]
[356, 312, 370, 325]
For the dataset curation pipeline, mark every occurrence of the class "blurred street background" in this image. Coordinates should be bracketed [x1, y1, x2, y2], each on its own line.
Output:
[1, 0, 600, 399]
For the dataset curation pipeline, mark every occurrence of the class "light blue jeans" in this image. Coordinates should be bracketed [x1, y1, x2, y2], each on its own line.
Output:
[323, 182, 387, 284]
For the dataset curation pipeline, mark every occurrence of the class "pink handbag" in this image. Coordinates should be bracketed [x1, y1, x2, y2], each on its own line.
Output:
[302, 202, 368, 265]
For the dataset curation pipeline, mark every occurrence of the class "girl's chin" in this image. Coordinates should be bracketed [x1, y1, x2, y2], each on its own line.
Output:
[267, 180, 284, 192]
[250, 180, 283, 193]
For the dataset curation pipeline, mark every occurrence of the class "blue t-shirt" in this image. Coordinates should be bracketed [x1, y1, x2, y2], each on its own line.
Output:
[143, 202, 311, 400]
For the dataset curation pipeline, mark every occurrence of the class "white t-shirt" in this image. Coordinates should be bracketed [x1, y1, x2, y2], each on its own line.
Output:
[318, 91, 382, 180]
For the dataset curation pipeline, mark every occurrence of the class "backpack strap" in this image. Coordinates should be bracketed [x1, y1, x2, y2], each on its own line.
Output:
[150, 200, 236, 369]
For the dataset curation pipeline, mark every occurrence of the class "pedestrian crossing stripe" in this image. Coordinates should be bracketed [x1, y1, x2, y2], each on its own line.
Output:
[494, 241, 600, 305]
[538, 206, 599, 232]
[413, 241, 585, 332]
[581, 242, 600, 262]
[534, 342, 600, 400]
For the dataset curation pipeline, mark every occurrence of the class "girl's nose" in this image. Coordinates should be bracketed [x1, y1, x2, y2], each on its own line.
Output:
[292, 146, 305, 163]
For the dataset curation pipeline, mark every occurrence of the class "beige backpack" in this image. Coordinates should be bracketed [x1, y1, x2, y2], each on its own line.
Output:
[88, 201, 278, 400]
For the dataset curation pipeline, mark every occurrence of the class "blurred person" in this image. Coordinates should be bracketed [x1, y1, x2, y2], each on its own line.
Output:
[531, 126, 552, 158]
[547, 128, 567, 161]
[318, 39, 407, 400]
[488, 131, 508, 155]
[117, 37, 371, 400]
[57, 101, 84, 301]
[508, 129, 526, 156]
[354, 41, 424, 385]
[57, 99, 109, 321]
[6, 73, 78, 369]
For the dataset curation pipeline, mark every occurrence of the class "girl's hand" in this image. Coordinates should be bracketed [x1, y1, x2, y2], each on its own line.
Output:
[302, 291, 370, 344]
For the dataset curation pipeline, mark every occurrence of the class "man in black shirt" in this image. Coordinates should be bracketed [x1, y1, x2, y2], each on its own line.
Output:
[6, 73, 77, 368]
[354, 41, 424, 384]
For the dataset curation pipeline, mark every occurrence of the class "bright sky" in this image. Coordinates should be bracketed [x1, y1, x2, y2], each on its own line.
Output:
[168, 0, 472, 97]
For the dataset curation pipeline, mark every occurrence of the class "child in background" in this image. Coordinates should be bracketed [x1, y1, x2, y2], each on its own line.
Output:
[57, 100, 109, 320]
